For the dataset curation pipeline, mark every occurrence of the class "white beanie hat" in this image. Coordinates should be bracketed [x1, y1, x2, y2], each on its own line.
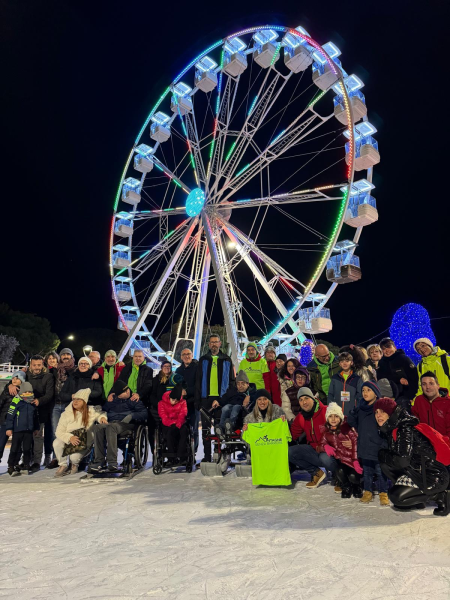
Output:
[72, 388, 91, 403]
[78, 356, 92, 368]
[326, 402, 344, 422]
[414, 338, 434, 351]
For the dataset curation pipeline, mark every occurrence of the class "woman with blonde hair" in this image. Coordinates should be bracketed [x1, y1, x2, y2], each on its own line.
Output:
[242, 390, 285, 430]
[53, 388, 107, 478]
[366, 344, 383, 373]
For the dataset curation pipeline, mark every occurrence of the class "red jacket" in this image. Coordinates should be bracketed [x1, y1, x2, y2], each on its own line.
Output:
[317, 421, 358, 469]
[290, 400, 326, 449]
[97, 363, 124, 385]
[412, 389, 450, 438]
[158, 391, 187, 428]
[263, 361, 282, 406]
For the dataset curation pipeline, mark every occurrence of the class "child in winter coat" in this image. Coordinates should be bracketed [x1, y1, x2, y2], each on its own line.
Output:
[327, 352, 362, 417]
[317, 402, 363, 499]
[5, 382, 40, 476]
[158, 384, 188, 464]
[213, 371, 258, 437]
[0, 371, 26, 463]
[347, 381, 390, 506]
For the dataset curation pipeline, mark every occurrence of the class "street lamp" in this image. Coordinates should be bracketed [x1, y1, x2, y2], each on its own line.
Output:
[83, 345, 93, 357]
[67, 335, 74, 341]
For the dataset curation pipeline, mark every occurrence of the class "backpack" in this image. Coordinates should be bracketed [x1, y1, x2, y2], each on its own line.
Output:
[392, 423, 450, 466]
[418, 354, 450, 380]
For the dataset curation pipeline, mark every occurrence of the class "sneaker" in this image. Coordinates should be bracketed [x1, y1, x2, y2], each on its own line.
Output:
[89, 464, 103, 473]
[360, 491, 374, 504]
[68, 464, 79, 476]
[107, 465, 120, 473]
[43, 454, 52, 467]
[334, 485, 342, 494]
[379, 492, 390, 507]
[11, 467, 21, 477]
[46, 459, 59, 470]
[224, 419, 233, 437]
[29, 463, 41, 474]
[341, 487, 352, 499]
[21, 464, 30, 475]
[305, 469, 326, 489]
[54, 465, 68, 478]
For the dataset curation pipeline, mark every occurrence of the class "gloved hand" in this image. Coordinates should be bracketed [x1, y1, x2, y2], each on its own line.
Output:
[353, 460, 363, 475]
[324, 444, 336, 457]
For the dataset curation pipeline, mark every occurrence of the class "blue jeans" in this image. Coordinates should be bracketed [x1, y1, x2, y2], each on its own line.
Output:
[361, 459, 389, 493]
[52, 404, 67, 438]
[0, 424, 9, 461]
[188, 410, 200, 453]
[219, 404, 242, 429]
[288, 443, 337, 475]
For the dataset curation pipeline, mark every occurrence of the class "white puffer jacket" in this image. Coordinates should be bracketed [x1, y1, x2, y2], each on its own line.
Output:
[55, 402, 107, 444]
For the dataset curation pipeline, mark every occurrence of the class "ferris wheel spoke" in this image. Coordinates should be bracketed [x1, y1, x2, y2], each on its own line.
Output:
[222, 226, 301, 337]
[180, 109, 207, 186]
[211, 69, 295, 200]
[217, 217, 305, 289]
[118, 218, 199, 359]
[217, 106, 334, 204]
[151, 156, 192, 195]
[217, 188, 345, 212]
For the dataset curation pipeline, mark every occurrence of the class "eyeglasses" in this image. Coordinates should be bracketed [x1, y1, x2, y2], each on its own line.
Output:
[79, 363, 90, 367]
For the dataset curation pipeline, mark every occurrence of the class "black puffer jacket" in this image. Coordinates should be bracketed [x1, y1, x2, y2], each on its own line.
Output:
[380, 407, 448, 493]
[59, 369, 104, 407]
[26, 371, 55, 422]
[0, 386, 16, 425]
[377, 350, 419, 400]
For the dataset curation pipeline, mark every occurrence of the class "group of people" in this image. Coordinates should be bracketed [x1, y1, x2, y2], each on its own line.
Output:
[1, 334, 449, 516]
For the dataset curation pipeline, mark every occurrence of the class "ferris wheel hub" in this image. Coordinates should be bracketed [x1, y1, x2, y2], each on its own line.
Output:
[186, 188, 206, 216]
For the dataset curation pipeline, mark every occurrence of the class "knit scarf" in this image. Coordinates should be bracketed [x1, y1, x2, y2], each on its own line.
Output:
[57, 358, 75, 383]
[128, 360, 146, 393]
[102, 362, 116, 396]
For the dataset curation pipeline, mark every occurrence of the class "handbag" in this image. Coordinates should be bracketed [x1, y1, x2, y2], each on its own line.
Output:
[62, 428, 88, 457]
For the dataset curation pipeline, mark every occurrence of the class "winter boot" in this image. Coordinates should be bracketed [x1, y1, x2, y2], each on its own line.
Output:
[433, 491, 450, 517]
[54, 465, 68, 478]
[334, 485, 342, 494]
[305, 469, 326, 489]
[341, 487, 352, 499]
[46, 459, 59, 469]
[352, 484, 363, 499]
[360, 491, 374, 504]
[43, 454, 52, 467]
[68, 464, 79, 476]
[379, 492, 390, 507]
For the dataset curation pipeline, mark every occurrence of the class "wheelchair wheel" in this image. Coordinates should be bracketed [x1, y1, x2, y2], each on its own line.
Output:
[152, 427, 163, 475]
[134, 425, 149, 469]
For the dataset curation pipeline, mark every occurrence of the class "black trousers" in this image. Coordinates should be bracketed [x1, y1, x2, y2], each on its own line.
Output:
[335, 461, 362, 489]
[163, 424, 189, 459]
[8, 431, 33, 467]
[200, 397, 221, 461]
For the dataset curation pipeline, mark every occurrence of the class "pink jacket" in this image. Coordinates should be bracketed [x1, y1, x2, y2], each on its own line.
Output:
[158, 391, 187, 428]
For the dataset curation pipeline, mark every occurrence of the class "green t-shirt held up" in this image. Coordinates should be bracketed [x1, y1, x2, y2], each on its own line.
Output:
[209, 355, 219, 397]
[242, 419, 292, 486]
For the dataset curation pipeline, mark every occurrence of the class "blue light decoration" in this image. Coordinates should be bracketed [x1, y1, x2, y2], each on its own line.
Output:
[299, 340, 315, 366]
[186, 188, 205, 217]
[389, 303, 436, 365]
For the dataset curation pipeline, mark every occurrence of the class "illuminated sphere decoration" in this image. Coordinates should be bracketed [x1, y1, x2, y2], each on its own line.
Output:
[186, 188, 205, 217]
[299, 340, 315, 366]
[389, 303, 436, 365]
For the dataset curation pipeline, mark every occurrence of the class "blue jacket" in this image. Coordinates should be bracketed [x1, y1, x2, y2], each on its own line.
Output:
[327, 372, 362, 417]
[5, 397, 39, 432]
[347, 400, 387, 461]
[104, 395, 148, 423]
[195, 350, 236, 401]
[219, 383, 258, 408]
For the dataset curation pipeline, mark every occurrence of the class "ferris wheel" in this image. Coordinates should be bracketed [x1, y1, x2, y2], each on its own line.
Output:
[110, 24, 380, 366]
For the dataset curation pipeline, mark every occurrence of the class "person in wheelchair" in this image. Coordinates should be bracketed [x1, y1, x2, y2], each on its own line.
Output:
[157, 384, 188, 466]
[212, 371, 258, 439]
[90, 380, 148, 473]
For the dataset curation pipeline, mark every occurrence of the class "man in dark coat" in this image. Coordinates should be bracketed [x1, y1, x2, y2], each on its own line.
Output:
[117, 350, 153, 406]
[25, 355, 55, 473]
[195, 335, 236, 462]
[176, 348, 199, 453]
[377, 338, 419, 410]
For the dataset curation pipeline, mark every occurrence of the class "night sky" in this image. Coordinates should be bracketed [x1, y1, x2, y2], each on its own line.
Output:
[3, 0, 449, 348]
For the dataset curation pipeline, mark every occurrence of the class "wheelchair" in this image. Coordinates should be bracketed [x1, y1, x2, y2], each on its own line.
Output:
[83, 423, 149, 480]
[152, 419, 195, 475]
[200, 407, 251, 477]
